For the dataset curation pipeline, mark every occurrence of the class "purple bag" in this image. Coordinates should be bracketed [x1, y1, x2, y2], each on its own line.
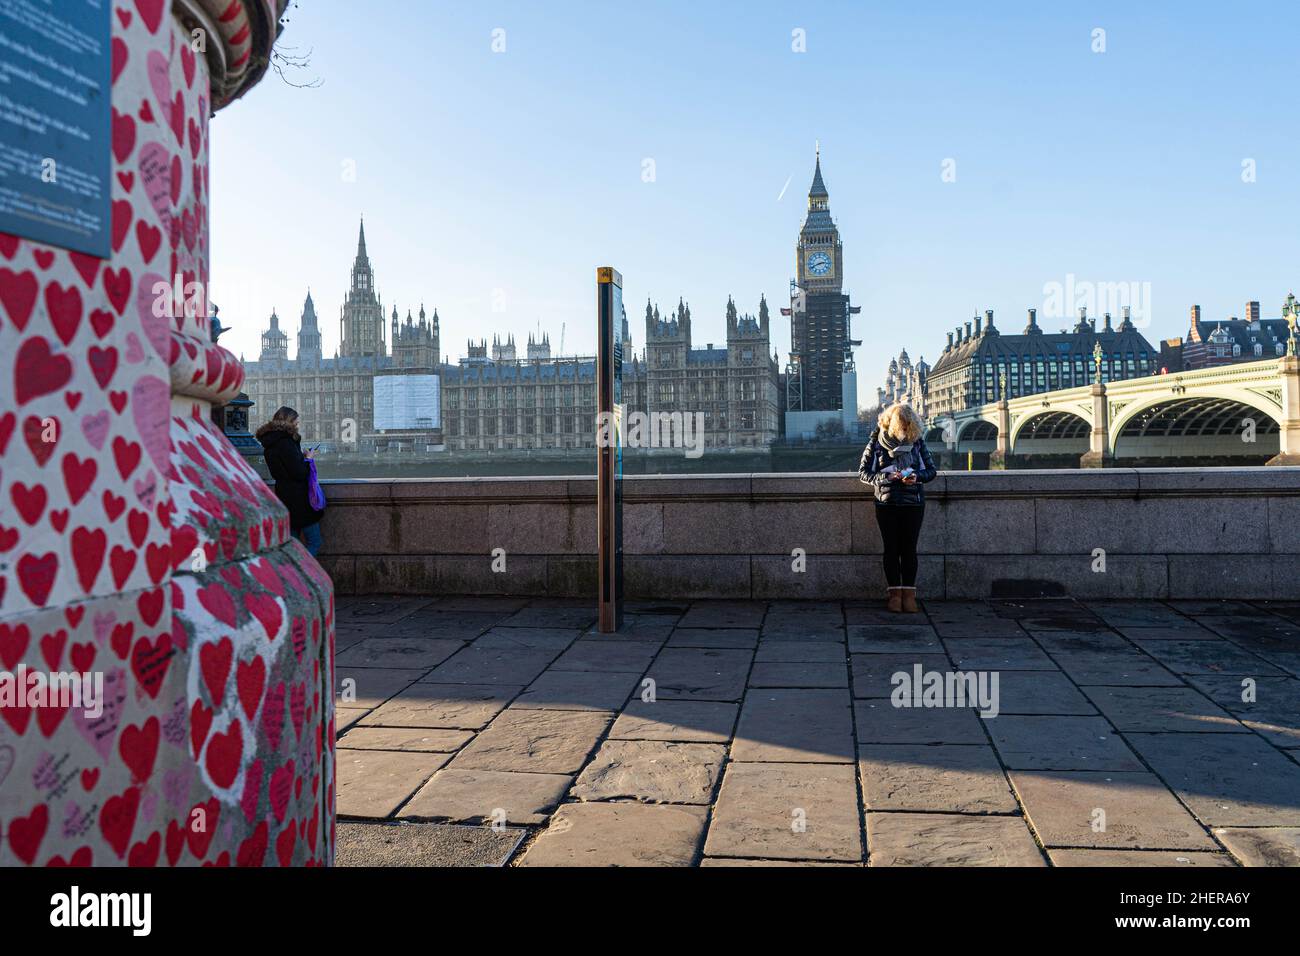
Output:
[307, 458, 326, 512]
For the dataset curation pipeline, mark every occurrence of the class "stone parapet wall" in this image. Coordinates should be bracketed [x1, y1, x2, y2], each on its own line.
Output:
[316, 468, 1300, 600]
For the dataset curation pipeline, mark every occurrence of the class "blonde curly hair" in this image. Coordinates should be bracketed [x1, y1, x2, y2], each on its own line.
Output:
[878, 402, 923, 444]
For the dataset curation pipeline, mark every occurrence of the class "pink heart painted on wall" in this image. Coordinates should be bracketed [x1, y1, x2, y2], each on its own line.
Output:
[135, 272, 170, 358]
[131, 376, 170, 476]
[137, 143, 173, 231]
[70, 668, 127, 763]
[146, 50, 170, 115]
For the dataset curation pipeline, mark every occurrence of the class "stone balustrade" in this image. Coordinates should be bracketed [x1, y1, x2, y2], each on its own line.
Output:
[316, 468, 1300, 600]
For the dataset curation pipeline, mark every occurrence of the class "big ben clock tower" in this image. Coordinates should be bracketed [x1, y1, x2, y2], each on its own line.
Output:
[785, 147, 859, 419]
[796, 147, 844, 294]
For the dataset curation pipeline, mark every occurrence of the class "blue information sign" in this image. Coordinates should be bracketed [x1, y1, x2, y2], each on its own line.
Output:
[0, 0, 113, 257]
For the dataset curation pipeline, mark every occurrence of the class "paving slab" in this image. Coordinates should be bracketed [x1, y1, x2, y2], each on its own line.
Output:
[472, 627, 581, 651]
[336, 706, 369, 735]
[336, 666, 437, 709]
[335, 597, 434, 626]
[664, 628, 759, 649]
[1129, 638, 1285, 677]
[336, 821, 524, 867]
[644, 647, 754, 701]
[761, 624, 849, 642]
[500, 605, 598, 629]
[700, 857, 858, 867]
[609, 699, 738, 743]
[846, 603, 923, 627]
[548, 641, 660, 673]
[733, 688, 855, 762]
[748, 661, 848, 689]
[1184, 675, 1300, 748]
[866, 813, 1044, 867]
[337, 726, 473, 752]
[851, 653, 953, 699]
[513, 669, 643, 712]
[1034, 634, 1184, 686]
[1083, 686, 1247, 734]
[858, 744, 1016, 813]
[380, 610, 507, 640]
[1212, 827, 1300, 867]
[337, 749, 449, 818]
[335, 638, 464, 670]
[1164, 600, 1266, 617]
[582, 614, 678, 641]
[518, 803, 707, 866]
[847, 624, 942, 654]
[1047, 848, 1237, 867]
[423, 645, 560, 685]
[755, 641, 847, 663]
[705, 762, 863, 862]
[854, 700, 988, 745]
[1084, 602, 1193, 629]
[992, 671, 1098, 715]
[1214, 632, 1300, 678]
[449, 708, 612, 774]
[942, 638, 1058, 671]
[571, 740, 726, 804]
[678, 601, 767, 629]
[432, 596, 529, 613]
[1010, 770, 1218, 850]
[1198, 616, 1300, 643]
[985, 716, 1144, 771]
[1124, 732, 1300, 826]
[401, 768, 571, 825]
[1115, 624, 1221, 641]
[363, 683, 519, 730]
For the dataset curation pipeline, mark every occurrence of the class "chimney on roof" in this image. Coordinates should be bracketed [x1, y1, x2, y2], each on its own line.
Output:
[1104, 312, 1113, 332]
[974, 315, 982, 337]
[946, 331, 954, 350]
[964, 321, 972, 341]
[985, 309, 995, 331]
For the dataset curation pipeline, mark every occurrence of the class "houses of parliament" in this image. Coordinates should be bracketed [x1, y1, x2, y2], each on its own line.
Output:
[242, 219, 784, 452]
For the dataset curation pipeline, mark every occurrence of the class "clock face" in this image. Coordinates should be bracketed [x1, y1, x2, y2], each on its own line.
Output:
[806, 251, 832, 276]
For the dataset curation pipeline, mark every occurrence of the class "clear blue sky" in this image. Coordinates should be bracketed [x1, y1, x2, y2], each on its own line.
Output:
[211, 0, 1300, 399]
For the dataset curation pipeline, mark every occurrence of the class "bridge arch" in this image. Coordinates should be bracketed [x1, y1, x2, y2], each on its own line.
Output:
[1110, 392, 1281, 460]
[1008, 409, 1092, 455]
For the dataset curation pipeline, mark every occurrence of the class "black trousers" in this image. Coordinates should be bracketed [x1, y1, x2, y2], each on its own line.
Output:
[874, 503, 925, 588]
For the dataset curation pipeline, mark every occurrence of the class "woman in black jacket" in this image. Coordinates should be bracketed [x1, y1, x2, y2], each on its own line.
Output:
[256, 406, 324, 555]
[859, 403, 938, 613]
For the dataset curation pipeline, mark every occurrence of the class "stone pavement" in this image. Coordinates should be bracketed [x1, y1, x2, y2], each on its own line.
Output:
[332, 596, 1300, 866]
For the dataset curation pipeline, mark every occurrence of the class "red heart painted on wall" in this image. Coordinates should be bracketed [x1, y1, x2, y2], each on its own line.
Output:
[62, 454, 97, 504]
[0, 268, 39, 331]
[99, 786, 141, 858]
[70, 527, 107, 592]
[8, 805, 49, 864]
[135, 0, 165, 35]
[16, 552, 57, 605]
[15, 337, 73, 405]
[23, 415, 58, 466]
[130, 634, 172, 699]
[11, 481, 47, 525]
[111, 109, 136, 164]
[199, 638, 232, 703]
[236, 656, 266, 721]
[204, 722, 243, 789]
[120, 716, 160, 782]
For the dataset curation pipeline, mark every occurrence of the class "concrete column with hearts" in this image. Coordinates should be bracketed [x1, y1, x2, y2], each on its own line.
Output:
[0, 1, 335, 867]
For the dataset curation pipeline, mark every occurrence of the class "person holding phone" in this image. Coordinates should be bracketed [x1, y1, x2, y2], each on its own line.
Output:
[256, 405, 325, 556]
[858, 403, 938, 613]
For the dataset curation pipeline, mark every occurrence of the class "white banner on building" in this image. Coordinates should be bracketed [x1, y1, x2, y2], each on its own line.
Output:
[373, 374, 440, 430]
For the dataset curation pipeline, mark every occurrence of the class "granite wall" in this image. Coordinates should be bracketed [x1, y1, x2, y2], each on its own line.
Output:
[316, 469, 1300, 601]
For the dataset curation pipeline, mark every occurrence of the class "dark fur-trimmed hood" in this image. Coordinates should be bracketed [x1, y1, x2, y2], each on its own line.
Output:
[256, 419, 299, 443]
